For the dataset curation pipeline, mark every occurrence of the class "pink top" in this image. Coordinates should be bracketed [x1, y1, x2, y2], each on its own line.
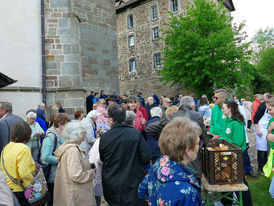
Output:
[96, 106, 108, 123]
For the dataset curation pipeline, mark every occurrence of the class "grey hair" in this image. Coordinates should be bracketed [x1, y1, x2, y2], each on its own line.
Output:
[26, 112, 37, 119]
[150, 107, 162, 118]
[214, 89, 228, 98]
[179, 96, 195, 108]
[38, 103, 45, 108]
[86, 110, 99, 119]
[0, 102, 12, 113]
[62, 121, 86, 143]
[125, 110, 136, 126]
[264, 93, 270, 98]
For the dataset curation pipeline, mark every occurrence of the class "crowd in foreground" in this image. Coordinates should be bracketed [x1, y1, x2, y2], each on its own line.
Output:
[0, 89, 273, 206]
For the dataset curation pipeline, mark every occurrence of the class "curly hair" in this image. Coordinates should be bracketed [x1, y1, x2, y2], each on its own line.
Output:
[224, 101, 245, 125]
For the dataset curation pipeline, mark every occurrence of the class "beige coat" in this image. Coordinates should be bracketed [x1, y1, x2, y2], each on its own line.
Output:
[53, 142, 96, 206]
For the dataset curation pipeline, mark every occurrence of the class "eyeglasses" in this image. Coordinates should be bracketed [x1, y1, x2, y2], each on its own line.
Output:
[195, 140, 203, 148]
[212, 96, 219, 100]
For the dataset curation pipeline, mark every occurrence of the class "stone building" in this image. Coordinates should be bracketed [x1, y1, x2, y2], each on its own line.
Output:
[0, 0, 119, 117]
[116, 0, 235, 97]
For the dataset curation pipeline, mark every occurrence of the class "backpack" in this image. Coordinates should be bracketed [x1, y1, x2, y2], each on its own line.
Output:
[37, 132, 57, 181]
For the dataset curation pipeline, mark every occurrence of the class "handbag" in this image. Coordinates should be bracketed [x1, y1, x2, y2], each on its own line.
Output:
[1, 149, 49, 206]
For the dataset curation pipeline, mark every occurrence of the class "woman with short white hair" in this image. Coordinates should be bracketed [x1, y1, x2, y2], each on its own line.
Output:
[80, 110, 99, 153]
[26, 111, 45, 162]
[54, 121, 96, 206]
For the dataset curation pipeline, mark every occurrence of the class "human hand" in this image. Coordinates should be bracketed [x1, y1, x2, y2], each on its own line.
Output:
[256, 129, 263, 137]
[267, 122, 274, 133]
[267, 133, 274, 142]
[141, 118, 146, 125]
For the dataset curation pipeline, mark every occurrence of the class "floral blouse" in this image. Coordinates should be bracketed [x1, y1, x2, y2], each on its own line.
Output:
[138, 155, 204, 206]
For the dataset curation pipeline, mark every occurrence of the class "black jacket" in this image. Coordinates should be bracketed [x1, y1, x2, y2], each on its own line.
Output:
[254, 102, 266, 124]
[145, 105, 209, 178]
[99, 123, 151, 205]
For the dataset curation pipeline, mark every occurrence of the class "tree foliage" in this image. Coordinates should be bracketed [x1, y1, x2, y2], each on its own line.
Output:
[160, 0, 252, 96]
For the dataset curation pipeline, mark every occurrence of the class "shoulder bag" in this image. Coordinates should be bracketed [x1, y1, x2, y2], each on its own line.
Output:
[1, 149, 49, 205]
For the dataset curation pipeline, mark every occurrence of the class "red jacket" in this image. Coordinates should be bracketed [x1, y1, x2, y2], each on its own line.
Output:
[252, 99, 261, 123]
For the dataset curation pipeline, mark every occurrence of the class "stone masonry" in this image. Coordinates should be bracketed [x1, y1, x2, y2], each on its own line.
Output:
[44, 0, 119, 115]
[116, 0, 187, 97]
[116, 0, 234, 98]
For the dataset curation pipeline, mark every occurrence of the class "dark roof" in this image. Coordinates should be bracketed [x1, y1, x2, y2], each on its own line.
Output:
[223, 0, 235, 12]
[0, 72, 17, 88]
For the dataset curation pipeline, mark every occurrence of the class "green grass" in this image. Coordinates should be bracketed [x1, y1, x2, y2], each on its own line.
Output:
[247, 174, 274, 206]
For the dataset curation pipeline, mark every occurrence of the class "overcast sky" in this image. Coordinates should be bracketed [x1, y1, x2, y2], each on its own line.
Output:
[232, 0, 274, 39]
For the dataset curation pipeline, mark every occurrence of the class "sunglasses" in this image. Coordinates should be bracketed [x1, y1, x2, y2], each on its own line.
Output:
[212, 96, 219, 100]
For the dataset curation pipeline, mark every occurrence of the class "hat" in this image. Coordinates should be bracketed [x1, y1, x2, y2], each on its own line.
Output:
[108, 95, 118, 102]
[163, 98, 171, 103]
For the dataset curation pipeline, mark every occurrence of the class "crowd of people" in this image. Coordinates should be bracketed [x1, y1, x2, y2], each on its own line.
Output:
[0, 88, 273, 206]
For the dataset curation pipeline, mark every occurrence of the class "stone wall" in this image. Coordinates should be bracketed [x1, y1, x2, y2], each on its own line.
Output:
[116, 0, 187, 98]
[45, 0, 119, 115]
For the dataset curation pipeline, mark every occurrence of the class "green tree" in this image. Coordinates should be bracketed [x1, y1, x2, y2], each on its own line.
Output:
[251, 28, 274, 63]
[160, 0, 252, 96]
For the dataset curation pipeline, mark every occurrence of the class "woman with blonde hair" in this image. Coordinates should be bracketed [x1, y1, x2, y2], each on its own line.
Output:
[54, 121, 96, 206]
[138, 117, 203, 205]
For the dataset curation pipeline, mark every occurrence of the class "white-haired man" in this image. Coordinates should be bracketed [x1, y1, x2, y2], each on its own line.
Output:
[145, 96, 156, 120]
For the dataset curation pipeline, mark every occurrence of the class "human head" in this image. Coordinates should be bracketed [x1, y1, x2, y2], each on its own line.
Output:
[93, 102, 98, 110]
[199, 97, 209, 107]
[107, 104, 126, 125]
[264, 93, 270, 102]
[74, 110, 84, 120]
[266, 97, 274, 117]
[46, 104, 59, 123]
[137, 92, 142, 96]
[147, 96, 154, 105]
[254, 94, 262, 100]
[165, 105, 179, 115]
[10, 121, 32, 143]
[94, 92, 99, 98]
[101, 90, 104, 94]
[98, 99, 106, 106]
[108, 95, 118, 106]
[26, 111, 37, 125]
[125, 110, 136, 126]
[179, 96, 195, 110]
[246, 96, 250, 101]
[38, 103, 45, 110]
[158, 117, 201, 163]
[162, 98, 171, 108]
[150, 107, 162, 118]
[90, 91, 94, 95]
[213, 89, 228, 106]
[0, 102, 12, 118]
[128, 96, 140, 111]
[62, 121, 86, 144]
[56, 102, 63, 109]
[222, 101, 244, 124]
[53, 113, 71, 128]
[86, 110, 99, 122]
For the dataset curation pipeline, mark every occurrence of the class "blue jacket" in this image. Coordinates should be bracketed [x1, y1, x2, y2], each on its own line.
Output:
[36, 116, 47, 134]
[138, 155, 204, 206]
[41, 126, 65, 183]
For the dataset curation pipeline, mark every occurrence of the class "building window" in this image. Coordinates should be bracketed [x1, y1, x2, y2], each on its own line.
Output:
[154, 53, 161, 68]
[127, 15, 134, 29]
[151, 5, 158, 20]
[129, 58, 137, 72]
[171, 0, 179, 13]
[152, 27, 159, 40]
[128, 35, 134, 47]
